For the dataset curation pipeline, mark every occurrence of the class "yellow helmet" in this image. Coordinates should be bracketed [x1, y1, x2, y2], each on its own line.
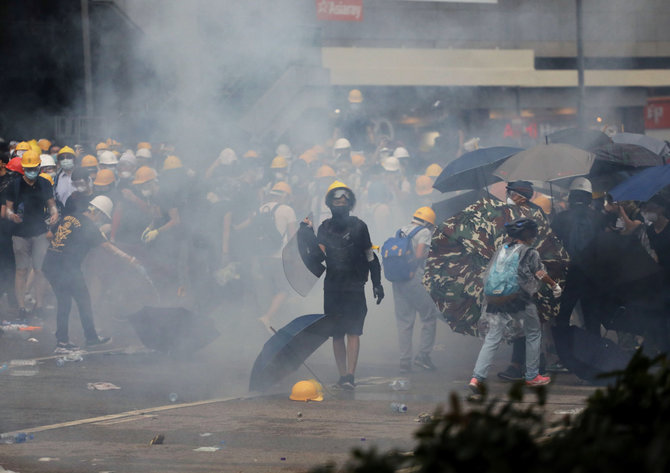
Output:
[58, 146, 75, 156]
[39, 172, 54, 185]
[15, 141, 31, 152]
[137, 141, 152, 150]
[315, 165, 336, 179]
[351, 153, 365, 168]
[270, 156, 288, 169]
[243, 150, 259, 159]
[37, 138, 52, 152]
[94, 169, 116, 186]
[348, 88, 363, 104]
[132, 166, 158, 185]
[289, 380, 323, 402]
[29, 141, 42, 155]
[415, 175, 433, 196]
[327, 180, 349, 194]
[425, 163, 442, 178]
[413, 206, 436, 226]
[95, 142, 108, 151]
[81, 155, 98, 168]
[271, 181, 292, 195]
[163, 155, 183, 170]
[21, 150, 41, 168]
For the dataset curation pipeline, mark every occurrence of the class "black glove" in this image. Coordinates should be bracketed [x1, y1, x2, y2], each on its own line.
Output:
[373, 284, 385, 305]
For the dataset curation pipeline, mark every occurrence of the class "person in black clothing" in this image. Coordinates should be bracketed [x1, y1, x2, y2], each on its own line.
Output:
[302, 181, 384, 390]
[43, 196, 141, 353]
[550, 177, 606, 332]
[63, 167, 94, 216]
[0, 151, 19, 309]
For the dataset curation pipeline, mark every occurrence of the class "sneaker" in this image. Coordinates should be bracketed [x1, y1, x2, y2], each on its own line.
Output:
[341, 374, 355, 391]
[497, 365, 524, 381]
[414, 354, 437, 371]
[468, 377, 483, 395]
[546, 361, 569, 373]
[333, 375, 347, 390]
[525, 374, 551, 386]
[16, 307, 30, 321]
[55, 341, 80, 354]
[86, 336, 111, 347]
[399, 361, 412, 373]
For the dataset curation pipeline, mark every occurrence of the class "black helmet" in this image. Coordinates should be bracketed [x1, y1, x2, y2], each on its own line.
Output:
[504, 218, 538, 238]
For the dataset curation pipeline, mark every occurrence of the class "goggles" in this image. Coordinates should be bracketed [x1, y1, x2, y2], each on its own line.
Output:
[332, 189, 352, 200]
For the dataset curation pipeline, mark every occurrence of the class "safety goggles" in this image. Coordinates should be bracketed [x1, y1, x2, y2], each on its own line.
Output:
[332, 189, 352, 200]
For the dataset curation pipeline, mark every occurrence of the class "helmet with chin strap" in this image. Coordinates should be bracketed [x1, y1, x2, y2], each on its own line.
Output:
[325, 180, 356, 211]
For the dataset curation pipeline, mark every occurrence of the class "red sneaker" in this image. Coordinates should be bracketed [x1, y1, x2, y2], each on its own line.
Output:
[468, 377, 482, 394]
[525, 374, 551, 386]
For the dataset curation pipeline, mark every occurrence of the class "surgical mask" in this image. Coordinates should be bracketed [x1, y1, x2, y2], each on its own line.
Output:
[119, 171, 132, 179]
[75, 184, 88, 193]
[642, 212, 658, 224]
[60, 158, 74, 170]
[24, 169, 39, 180]
[506, 197, 516, 206]
[141, 189, 153, 197]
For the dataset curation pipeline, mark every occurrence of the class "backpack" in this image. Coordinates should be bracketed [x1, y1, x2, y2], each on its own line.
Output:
[381, 225, 425, 282]
[566, 208, 596, 259]
[483, 243, 523, 305]
[251, 203, 284, 255]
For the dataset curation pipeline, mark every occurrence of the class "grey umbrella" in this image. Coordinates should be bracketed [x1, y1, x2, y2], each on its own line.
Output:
[612, 132, 670, 160]
[493, 143, 594, 183]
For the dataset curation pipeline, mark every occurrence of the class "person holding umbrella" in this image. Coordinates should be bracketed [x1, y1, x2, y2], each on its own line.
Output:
[301, 181, 384, 390]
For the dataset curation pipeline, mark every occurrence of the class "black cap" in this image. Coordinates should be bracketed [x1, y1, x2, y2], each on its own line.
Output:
[506, 180, 534, 199]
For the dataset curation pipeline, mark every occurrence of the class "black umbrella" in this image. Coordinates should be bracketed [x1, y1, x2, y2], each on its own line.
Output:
[545, 127, 612, 151]
[128, 306, 220, 355]
[249, 313, 335, 392]
[593, 143, 664, 168]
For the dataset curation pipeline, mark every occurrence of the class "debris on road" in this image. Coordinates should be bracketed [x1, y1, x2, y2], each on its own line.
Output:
[87, 382, 121, 391]
[193, 446, 220, 452]
[149, 434, 165, 445]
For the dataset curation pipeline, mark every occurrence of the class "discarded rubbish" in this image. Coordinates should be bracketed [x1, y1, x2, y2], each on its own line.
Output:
[149, 434, 165, 445]
[9, 359, 37, 367]
[56, 353, 84, 366]
[554, 408, 584, 416]
[360, 438, 366, 442]
[389, 379, 411, 391]
[199, 433, 212, 437]
[390, 402, 408, 413]
[280, 457, 286, 461]
[37, 458, 60, 462]
[193, 447, 220, 452]
[168, 392, 178, 402]
[0, 432, 32, 444]
[10, 368, 38, 377]
[27, 338, 39, 343]
[1, 323, 42, 333]
[87, 382, 121, 391]
[415, 413, 433, 423]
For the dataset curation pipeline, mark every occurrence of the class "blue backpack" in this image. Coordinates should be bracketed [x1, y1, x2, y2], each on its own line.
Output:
[483, 243, 523, 305]
[381, 226, 425, 282]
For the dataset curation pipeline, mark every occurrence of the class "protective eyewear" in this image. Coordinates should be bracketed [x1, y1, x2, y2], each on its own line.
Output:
[332, 189, 351, 200]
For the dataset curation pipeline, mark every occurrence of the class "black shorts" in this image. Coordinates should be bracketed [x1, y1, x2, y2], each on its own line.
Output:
[324, 288, 367, 338]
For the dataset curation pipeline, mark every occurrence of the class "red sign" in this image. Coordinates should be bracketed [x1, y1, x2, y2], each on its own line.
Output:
[645, 97, 670, 129]
[316, 0, 363, 21]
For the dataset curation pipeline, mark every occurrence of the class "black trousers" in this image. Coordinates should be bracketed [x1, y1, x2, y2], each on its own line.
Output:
[0, 230, 17, 307]
[44, 263, 97, 344]
[556, 264, 601, 334]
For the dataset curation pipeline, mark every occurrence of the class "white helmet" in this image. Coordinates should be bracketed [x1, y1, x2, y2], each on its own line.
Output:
[334, 138, 351, 150]
[393, 147, 410, 159]
[99, 150, 118, 165]
[276, 143, 292, 159]
[136, 148, 152, 159]
[89, 195, 114, 219]
[569, 177, 592, 193]
[382, 156, 400, 172]
[40, 154, 56, 167]
[218, 147, 237, 165]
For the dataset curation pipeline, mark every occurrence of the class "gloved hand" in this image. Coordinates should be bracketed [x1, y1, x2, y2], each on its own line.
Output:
[373, 284, 385, 305]
[552, 284, 562, 298]
[142, 227, 159, 243]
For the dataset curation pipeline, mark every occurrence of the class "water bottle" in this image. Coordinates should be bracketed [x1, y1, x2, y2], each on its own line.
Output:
[390, 402, 408, 413]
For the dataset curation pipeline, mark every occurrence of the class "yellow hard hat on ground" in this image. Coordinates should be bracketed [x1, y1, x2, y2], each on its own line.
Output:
[425, 163, 442, 178]
[21, 150, 41, 168]
[94, 169, 116, 186]
[163, 155, 183, 170]
[316, 165, 336, 179]
[132, 166, 158, 185]
[289, 380, 323, 402]
[81, 155, 98, 168]
[39, 172, 54, 185]
[413, 206, 436, 226]
[270, 156, 288, 169]
[271, 181, 292, 195]
[415, 175, 433, 196]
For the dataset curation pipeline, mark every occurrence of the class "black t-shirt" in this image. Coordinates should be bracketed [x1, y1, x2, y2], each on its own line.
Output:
[317, 216, 372, 291]
[45, 213, 105, 269]
[64, 191, 92, 216]
[647, 222, 670, 281]
[7, 176, 53, 237]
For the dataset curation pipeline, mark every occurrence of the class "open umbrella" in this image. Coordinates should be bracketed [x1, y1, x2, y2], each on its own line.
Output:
[423, 197, 568, 336]
[608, 163, 670, 202]
[493, 144, 594, 183]
[612, 132, 670, 160]
[546, 127, 612, 151]
[593, 143, 664, 168]
[128, 306, 220, 355]
[433, 147, 523, 192]
[249, 313, 334, 392]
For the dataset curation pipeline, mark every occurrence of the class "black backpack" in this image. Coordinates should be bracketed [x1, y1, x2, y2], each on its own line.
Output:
[566, 208, 596, 258]
[252, 203, 284, 255]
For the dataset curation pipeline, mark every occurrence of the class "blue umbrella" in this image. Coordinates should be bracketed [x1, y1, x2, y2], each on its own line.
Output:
[432, 146, 523, 192]
[608, 163, 670, 202]
[249, 313, 334, 392]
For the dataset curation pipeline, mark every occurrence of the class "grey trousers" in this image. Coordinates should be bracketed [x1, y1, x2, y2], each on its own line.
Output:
[392, 272, 438, 363]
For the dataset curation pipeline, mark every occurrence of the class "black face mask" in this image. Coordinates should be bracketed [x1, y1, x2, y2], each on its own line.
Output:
[330, 205, 350, 220]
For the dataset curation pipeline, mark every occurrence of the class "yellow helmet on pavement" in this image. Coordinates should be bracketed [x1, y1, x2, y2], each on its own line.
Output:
[289, 380, 323, 402]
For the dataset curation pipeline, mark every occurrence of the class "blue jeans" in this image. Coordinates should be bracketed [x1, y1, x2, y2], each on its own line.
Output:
[473, 302, 542, 382]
